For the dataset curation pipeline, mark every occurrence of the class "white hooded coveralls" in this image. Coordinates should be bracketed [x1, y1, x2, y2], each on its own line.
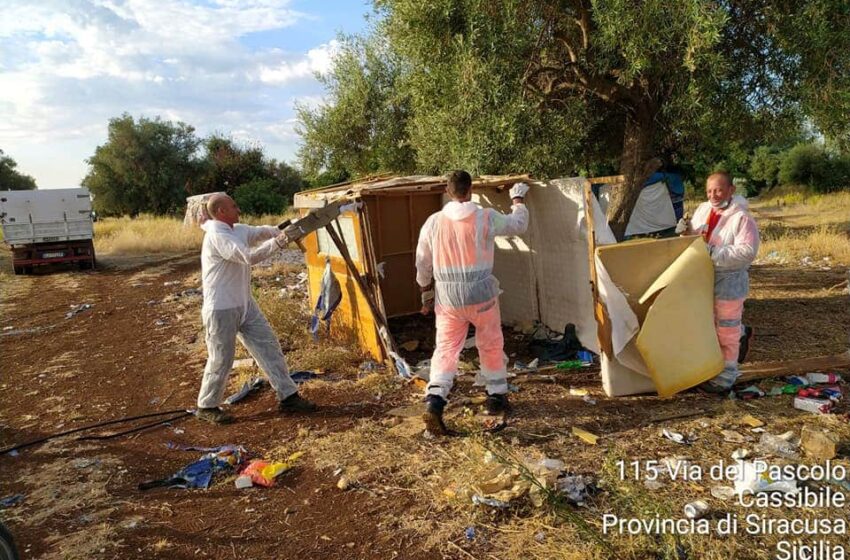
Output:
[197, 220, 298, 408]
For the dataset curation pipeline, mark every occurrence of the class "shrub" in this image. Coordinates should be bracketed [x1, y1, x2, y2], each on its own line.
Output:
[778, 143, 850, 193]
[748, 146, 781, 190]
[233, 178, 287, 215]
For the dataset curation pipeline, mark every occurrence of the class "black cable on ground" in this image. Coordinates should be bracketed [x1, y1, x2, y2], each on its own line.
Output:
[77, 412, 192, 441]
[0, 408, 190, 456]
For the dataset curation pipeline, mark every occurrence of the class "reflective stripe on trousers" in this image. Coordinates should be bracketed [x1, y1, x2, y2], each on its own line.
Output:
[426, 297, 508, 400]
[711, 298, 744, 388]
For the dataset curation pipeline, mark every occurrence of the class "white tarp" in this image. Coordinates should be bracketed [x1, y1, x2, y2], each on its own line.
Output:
[624, 181, 676, 237]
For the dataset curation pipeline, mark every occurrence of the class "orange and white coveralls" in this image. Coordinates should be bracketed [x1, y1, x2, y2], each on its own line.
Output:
[415, 200, 529, 400]
[688, 195, 760, 388]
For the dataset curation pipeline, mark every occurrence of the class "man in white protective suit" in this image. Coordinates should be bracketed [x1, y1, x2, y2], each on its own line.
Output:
[195, 193, 317, 424]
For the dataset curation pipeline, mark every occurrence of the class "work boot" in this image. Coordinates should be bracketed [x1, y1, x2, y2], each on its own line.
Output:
[422, 395, 449, 436]
[196, 407, 234, 425]
[484, 393, 511, 415]
[697, 381, 731, 395]
[278, 392, 317, 413]
[738, 326, 753, 363]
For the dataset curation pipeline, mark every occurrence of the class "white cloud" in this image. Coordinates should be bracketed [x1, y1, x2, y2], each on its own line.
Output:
[257, 40, 340, 84]
[0, 0, 348, 185]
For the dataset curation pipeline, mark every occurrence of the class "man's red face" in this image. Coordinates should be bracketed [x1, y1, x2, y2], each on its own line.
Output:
[706, 178, 734, 207]
[217, 197, 240, 226]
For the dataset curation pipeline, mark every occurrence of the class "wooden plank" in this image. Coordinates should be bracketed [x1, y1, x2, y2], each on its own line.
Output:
[583, 179, 614, 357]
[736, 351, 850, 384]
[588, 174, 625, 185]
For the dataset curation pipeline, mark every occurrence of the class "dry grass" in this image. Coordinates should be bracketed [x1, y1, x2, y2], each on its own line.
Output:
[751, 189, 850, 265]
[94, 215, 203, 255]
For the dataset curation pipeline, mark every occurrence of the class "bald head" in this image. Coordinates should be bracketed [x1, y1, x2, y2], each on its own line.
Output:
[206, 193, 240, 227]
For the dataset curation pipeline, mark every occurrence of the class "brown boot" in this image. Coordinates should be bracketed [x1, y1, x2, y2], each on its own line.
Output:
[196, 407, 234, 425]
[422, 395, 449, 436]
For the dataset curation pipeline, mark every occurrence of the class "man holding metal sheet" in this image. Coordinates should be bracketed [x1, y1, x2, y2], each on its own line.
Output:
[195, 193, 317, 424]
[415, 170, 530, 435]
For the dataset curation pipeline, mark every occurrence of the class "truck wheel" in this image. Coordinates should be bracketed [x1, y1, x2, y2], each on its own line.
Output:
[0, 521, 19, 560]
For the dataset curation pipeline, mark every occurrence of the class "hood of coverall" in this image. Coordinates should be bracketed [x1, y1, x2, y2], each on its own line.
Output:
[442, 200, 479, 221]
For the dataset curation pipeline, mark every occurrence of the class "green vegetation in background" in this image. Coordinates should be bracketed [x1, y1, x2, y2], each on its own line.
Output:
[0, 149, 37, 190]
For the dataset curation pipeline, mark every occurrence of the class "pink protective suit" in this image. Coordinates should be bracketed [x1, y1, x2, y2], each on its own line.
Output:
[688, 195, 760, 387]
[415, 200, 529, 399]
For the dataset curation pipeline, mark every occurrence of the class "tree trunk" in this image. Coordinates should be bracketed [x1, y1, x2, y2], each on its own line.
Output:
[607, 103, 660, 240]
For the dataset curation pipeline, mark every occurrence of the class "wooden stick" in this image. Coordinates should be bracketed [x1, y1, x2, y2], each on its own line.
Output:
[736, 351, 850, 384]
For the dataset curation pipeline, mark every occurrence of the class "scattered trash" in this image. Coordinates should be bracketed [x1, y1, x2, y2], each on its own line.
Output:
[661, 429, 694, 445]
[243, 452, 303, 487]
[0, 494, 24, 508]
[576, 350, 594, 365]
[732, 448, 750, 460]
[754, 432, 800, 460]
[734, 385, 765, 400]
[787, 375, 810, 386]
[290, 371, 320, 384]
[534, 532, 546, 543]
[235, 475, 253, 489]
[508, 383, 520, 393]
[139, 446, 247, 490]
[721, 430, 749, 444]
[514, 357, 540, 371]
[472, 494, 510, 508]
[2, 326, 13, 331]
[224, 377, 266, 405]
[154, 319, 167, 327]
[801, 425, 842, 460]
[806, 372, 842, 384]
[582, 395, 597, 405]
[733, 460, 799, 497]
[797, 385, 842, 401]
[310, 259, 342, 340]
[337, 476, 352, 491]
[793, 396, 834, 415]
[683, 500, 709, 520]
[232, 358, 255, 370]
[739, 414, 764, 428]
[568, 387, 589, 396]
[163, 281, 180, 286]
[710, 486, 736, 500]
[65, 303, 93, 319]
[572, 426, 599, 445]
[464, 527, 476, 541]
[400, 340, 420, 352]
[556, 360, 583, 370]
[555, 474, 597, 505]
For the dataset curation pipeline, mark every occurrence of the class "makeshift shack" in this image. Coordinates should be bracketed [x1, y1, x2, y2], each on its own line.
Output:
[292, 174, 723, 397]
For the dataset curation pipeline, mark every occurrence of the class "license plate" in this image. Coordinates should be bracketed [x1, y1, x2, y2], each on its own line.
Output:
[42, 251, 65, 258]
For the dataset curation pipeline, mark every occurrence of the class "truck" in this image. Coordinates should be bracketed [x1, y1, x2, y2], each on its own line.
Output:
[0, 188, 96, 275]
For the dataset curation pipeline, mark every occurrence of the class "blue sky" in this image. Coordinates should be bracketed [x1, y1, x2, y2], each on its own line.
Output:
[0, 0, 373, 188]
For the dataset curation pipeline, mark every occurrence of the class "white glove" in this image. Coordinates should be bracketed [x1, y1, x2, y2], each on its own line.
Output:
[420, 289, 435, 315]
[675, 217, 688, 235]
[275, 232, 289, 248]
[509, 182, 529, 200]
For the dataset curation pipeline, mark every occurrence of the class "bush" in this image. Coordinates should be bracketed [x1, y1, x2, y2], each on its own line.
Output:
[778, 143, 850, 193]
[748, 146, 781, 190]
[233, 178, 287, 215]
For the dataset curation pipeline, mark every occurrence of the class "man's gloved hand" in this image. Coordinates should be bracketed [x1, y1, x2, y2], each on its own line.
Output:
[275, 232, 289, 248]
[675, 213, 690, 235]
[509, 182, 529, 200]
[420, 289, 435, 315]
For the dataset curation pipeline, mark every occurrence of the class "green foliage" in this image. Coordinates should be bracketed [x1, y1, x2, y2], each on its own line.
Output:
[749, 147, 782, 190]
[297, 33, 416, 181]
[778, 143, 850, 193]
[0, 149, 37, 190]
[195, 136, 306, 204]
[233, 178, 287, 215]
[83, 114, 202, 216]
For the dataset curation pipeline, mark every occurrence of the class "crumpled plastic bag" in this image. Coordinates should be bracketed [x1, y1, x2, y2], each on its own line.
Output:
[242, 452, 304, 487]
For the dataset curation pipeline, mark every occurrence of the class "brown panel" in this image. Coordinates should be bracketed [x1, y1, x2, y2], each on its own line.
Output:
[410, 193, 442, 233]
[377, 196, 411, 255]
[381, 254, 417, 317]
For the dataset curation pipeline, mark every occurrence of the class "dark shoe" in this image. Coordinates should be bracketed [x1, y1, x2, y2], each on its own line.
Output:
[697, 381, 731, 395]
[196, 407, 234, 425]
[278, 392, 317, 413]
[484, 393, 510, 415]
[738, 326, 753, 363]
[422, 395, 449, 436]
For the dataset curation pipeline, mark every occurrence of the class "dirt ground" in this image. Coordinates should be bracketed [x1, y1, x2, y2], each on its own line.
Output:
[0, 231, 848, 559]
